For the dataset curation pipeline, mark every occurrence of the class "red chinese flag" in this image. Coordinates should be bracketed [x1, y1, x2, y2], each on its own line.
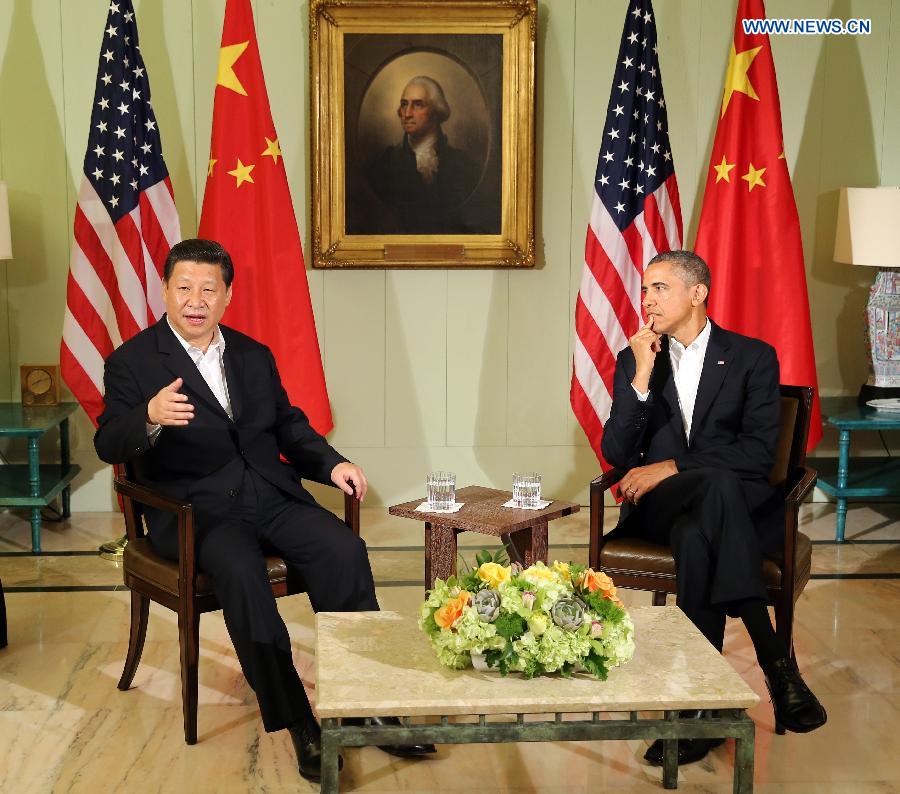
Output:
[198, 0, 332, 434]
[694, 0, 821, 449]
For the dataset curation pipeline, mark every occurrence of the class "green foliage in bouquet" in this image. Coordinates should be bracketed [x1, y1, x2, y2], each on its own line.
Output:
[418, 552, 635, 679]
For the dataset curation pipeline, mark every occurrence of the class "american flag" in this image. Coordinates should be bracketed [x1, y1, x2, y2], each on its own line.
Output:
[570, 0, 682, 462]
[61, 0, 180, 424]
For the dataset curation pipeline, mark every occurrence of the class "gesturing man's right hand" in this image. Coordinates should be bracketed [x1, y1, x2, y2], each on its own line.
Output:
[147, 377, 194, 426]
[630, 317, 662, 393]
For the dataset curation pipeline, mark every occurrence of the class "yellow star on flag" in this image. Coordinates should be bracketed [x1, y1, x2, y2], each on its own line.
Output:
[217, 41, 250, 96]
[227, 158, 255, 188]
[721, 44, 762, 117]
[778, 151, 785, 160]
[207, 158, 217, 176]
[261, 136, 282, 164]
[741, 162, 766, 192]
[713, 155, 736, 183]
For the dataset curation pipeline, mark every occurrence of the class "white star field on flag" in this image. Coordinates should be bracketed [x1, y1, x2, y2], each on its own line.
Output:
[84, 1, 167, 222]
[594, 4, 675, 230]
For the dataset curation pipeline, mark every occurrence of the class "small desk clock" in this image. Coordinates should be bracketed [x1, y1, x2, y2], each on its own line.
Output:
[20, 364, 61, 407]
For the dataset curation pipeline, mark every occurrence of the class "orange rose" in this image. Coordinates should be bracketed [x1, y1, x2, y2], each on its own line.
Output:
[434, 591, 471, 629]
[579, 569, 622, 602]
[580, 569, 616, 595]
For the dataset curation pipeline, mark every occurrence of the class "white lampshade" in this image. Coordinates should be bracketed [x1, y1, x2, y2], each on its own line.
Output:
[833, 186, 900, 268]
[0, 182, 11, 260]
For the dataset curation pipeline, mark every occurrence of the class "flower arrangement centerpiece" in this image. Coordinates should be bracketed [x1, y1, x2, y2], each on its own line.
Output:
[418, 550, 635, 679]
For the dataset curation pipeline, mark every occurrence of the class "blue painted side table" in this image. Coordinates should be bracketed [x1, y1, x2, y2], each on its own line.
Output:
[815, 397, 900, 542]
[0, 402, 81, 553]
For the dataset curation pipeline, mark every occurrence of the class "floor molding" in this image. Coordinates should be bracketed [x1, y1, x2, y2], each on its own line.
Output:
[5, 574, 899, 593]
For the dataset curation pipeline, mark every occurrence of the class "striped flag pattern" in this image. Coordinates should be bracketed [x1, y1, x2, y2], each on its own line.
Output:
[570, 0, 682, 462]
[61, 0, 180, 424]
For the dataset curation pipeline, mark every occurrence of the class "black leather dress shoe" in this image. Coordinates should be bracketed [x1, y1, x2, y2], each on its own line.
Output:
[764, 657, 827, 735]
[288, 723, 342, 783]
[644, 736, 726, 766]
[643, 710, 725, 767]
[342, 716, 437, 757]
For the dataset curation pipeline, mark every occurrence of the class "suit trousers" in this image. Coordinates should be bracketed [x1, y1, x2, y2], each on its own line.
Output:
[618, 467, 780, 652]
[149, 464, 379, 732]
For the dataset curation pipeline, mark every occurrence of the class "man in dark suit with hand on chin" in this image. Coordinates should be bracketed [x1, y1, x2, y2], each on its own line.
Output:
[601, 250, 826, 767]
[94, 238, 433, 782]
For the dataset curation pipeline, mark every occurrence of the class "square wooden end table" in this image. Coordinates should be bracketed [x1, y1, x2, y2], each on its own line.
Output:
[388, 485, 580, 589]
[315, 607, 760, 793]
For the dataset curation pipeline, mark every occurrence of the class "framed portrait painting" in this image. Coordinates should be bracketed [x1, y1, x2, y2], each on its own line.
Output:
[310, 0, 536, 268]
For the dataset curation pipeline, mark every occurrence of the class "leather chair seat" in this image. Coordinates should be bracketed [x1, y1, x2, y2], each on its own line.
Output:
[598, 531, 812, 590]
[124, 537, 289, 598]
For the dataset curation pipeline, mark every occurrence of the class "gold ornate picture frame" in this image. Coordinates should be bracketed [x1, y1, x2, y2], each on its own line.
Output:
[310, 0, 536, 269]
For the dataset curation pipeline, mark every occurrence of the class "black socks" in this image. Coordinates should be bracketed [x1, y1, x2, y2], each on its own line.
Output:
[733, 597, 789, 670]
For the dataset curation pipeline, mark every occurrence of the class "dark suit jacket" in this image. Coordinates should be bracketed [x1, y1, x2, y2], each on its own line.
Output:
[94, 317, 347, 536]
[600, 321, 783, 542]
[362, 133, 482, 234]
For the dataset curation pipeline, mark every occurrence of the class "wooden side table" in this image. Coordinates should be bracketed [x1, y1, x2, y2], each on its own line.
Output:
[0, 402, 81, 553]
[816, 397, 900, 542]
[389, 485, 580, 589]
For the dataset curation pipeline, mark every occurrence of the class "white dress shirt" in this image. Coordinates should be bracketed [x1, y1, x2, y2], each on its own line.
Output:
[167, 319, 233, 419]
[147, 321, 233, 438]
[633, 319, 712, 441]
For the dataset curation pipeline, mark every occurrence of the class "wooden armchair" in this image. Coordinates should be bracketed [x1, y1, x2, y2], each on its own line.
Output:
[590, 385, 817, 658]
[114, 470, 359, 744]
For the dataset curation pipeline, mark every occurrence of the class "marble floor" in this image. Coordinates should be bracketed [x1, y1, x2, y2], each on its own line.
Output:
[0, 500, 898, 793]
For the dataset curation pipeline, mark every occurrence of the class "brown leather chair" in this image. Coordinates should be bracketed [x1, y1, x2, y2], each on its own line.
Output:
[114, 470, 360, 744]
[589, 385, 817, 657]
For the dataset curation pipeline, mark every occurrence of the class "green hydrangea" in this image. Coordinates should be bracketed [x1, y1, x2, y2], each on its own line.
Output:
[594, 614, 635, 667]
[425, 605, 506, 668]
[499, 582, 529, 617]
[433, 644, 471, 669]
[513, 624, 593, 673]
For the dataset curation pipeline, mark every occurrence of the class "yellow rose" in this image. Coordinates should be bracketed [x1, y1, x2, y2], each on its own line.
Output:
[434, 591, 471, 629]
[552, 561, 571, 581]
[522, 565, 556, 582]
[477, 562, 511, 588]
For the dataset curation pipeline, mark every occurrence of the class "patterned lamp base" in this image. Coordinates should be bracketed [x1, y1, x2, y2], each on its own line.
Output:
[862, 268, 900, 401]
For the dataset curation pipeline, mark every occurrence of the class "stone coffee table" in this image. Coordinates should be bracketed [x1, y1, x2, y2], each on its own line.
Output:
[389, 485, 580, 589]
[315, 606, 760, 792]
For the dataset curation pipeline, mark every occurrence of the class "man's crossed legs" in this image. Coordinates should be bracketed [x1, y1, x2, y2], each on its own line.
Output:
[619, 467, 827, 765]
[151, 465, 433, 781]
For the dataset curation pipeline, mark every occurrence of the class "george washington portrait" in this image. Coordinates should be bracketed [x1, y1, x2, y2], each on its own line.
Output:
[344, 34, 503, 236]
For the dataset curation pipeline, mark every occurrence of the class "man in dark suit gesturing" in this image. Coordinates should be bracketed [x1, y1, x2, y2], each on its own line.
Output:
[94, 239, 432, 782]
[601, 250, 826, 766]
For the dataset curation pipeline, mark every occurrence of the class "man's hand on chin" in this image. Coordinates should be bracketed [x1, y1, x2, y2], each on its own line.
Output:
[331, 462, 368, 501]
[619, 460, 678, 504]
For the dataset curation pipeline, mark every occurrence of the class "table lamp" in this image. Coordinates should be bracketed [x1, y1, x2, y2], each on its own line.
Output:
[833, 186, 900, 403]
[0, 181, 12, 260]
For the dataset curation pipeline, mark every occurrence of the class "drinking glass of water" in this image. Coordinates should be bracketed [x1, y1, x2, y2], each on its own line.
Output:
[512, 472, 542, 508]
[426, 471, 456, 510]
